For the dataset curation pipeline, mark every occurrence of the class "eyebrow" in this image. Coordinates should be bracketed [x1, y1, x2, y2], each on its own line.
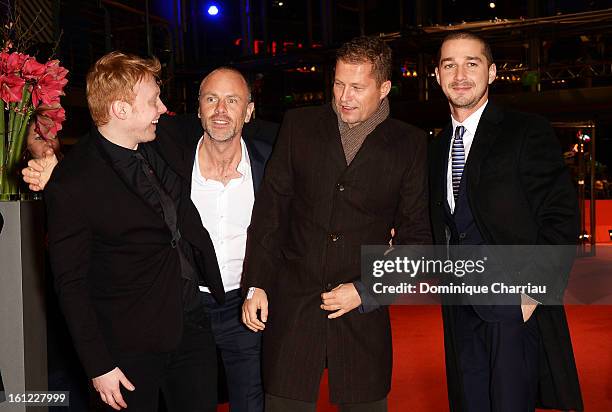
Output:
[200, 92, 243, 99]
[441, 56, 483, 64]
[334, 79, 367, 87]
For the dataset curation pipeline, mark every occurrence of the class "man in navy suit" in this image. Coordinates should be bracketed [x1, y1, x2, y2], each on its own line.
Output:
[429, 32, 583, 411]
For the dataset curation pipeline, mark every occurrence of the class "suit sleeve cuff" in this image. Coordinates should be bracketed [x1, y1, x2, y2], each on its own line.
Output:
[353, 281, 380, 314]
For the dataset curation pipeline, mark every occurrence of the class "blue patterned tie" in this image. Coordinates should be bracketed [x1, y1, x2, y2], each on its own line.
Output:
[451, 125, 466, 201]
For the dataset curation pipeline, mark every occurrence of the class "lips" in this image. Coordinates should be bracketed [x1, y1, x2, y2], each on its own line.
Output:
[210, 117, 232, 127]
[450, 82, 474, 92]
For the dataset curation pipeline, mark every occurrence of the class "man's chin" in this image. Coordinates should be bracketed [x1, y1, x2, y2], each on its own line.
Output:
[139, 132, 157, 143]
[208, 133, 234, 143]
[450, 96, 477, 109]
[340, 114, 359, 124]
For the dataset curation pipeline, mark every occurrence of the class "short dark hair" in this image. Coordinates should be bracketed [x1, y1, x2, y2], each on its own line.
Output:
[336, 36, 392, 85]
[200, 66, 252, 102]
[436, 32, 494, 67]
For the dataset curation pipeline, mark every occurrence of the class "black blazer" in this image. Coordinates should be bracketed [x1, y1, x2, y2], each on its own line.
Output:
[45, 129, 186, 379]
[242, 104, 431, 403]
[429, 103, 583, 411]
[154, 114, 274, 302]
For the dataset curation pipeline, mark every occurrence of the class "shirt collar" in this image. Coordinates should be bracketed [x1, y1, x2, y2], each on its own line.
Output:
[237, 138, 251, 176]
[97, 131, 137, 165]
[451, 100, 488, 137]
[194, 136, 251, 182]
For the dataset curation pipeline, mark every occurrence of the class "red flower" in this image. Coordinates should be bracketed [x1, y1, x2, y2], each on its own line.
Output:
[22, 57, 46, 81]
[5, 52, 27, 73]
[44, 60, 69, 82]
[35, 103, 66, 139]
[30, 60, 68, 107]
[0, 73, 25, 102]
[0, 51, 9, 74]
[32, 75, 66, 107]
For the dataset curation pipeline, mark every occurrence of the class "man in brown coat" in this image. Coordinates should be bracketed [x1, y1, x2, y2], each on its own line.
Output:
[242, 36, 431, 411]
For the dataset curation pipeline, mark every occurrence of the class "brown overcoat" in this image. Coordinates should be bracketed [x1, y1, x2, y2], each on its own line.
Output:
[242, 103, 431, 403]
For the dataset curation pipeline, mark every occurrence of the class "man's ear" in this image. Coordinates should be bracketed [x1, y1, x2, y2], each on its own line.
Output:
[435, 67, 441, 86]
[244, 102, 255, 123]
[488, 63, 497, 85]
[110, 100, 130, 120]
[379, 80, 392, 99]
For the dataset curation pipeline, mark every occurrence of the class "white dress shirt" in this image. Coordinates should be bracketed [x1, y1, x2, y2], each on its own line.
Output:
[446, 101, 488, 213]
[191, 138, 254, 293]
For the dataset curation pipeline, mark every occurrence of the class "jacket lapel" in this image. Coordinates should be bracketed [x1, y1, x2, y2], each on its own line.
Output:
[437, 124, 453, 216]
[318, 104, 349, 169]
[464, 103, 503, 193]
[345, 120, 390, 170]
[244, 138, 266, 192]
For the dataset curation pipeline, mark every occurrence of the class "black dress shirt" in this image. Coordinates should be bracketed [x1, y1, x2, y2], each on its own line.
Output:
[98, 135, 200, 305]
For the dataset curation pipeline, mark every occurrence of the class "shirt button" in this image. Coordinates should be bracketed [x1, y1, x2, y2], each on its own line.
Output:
[326, 283, 333, 291]
[330, 234, 340, 242]
[337, 184, 345, 192]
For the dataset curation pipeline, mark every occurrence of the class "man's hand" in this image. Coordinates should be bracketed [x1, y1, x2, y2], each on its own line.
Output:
[242, 288, 268, 332]
[92, 367, 135, 410]
[521, 294, 539, 322]
[321, 283, 362, 319]
[21, 149, 58, 191]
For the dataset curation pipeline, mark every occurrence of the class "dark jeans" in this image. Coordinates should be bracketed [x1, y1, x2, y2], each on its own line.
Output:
[265, 393, 387, 412]
[201, 289, 264, 412]
[102, 306, 217, 412]
[453, 305, 540, 412]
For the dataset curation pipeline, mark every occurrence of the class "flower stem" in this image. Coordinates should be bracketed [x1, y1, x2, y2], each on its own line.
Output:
[0, 104, 5, 196]
[3, 86, 33, 196]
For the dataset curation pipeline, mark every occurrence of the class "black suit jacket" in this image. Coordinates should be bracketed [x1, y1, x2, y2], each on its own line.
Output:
[429, 103, 583, 411]
[45, 129, 187, 379]
[242, 103, 431, 403]
[153, 114, 274, 302]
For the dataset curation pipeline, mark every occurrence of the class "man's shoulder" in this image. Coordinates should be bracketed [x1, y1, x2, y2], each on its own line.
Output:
[284, 104, 332, 122]
[382, 117, 427, 145]
[487, 103, 551, 130]
[49, 133, 101, 188]
[384, 117, 425, 135]
[157, 112, 202, 146]
[243, 118, 279, 146]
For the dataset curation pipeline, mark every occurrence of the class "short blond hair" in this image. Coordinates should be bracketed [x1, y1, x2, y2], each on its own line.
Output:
[86, 51, 161, 126]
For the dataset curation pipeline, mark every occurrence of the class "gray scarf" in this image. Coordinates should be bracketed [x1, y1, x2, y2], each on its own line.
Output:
[332, 97, 390, 165]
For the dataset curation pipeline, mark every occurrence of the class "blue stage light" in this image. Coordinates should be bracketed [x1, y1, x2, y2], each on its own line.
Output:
[207, 4, 219, 16]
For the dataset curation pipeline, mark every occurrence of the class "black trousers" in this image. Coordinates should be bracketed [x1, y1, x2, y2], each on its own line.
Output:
[453, 305, 539, 412]
[201, 289, 264, 412]
[265, 393, 387, 412]
[102, 306, 217, 412]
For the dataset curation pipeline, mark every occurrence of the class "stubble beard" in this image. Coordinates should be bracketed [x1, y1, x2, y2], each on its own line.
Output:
[448, 86, 486, 111]
[204, 118, 237, 143]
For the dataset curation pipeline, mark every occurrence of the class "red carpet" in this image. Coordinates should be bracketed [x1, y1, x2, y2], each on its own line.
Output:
[219, 305, 612, 411]
[315, 305, 612, 411]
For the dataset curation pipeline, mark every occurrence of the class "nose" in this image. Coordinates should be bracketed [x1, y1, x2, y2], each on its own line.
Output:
[158, 98, 167, 114]
[455, 65, 467, 81]
[340, 85, 353, 103]
[215, 99, 228, 114]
